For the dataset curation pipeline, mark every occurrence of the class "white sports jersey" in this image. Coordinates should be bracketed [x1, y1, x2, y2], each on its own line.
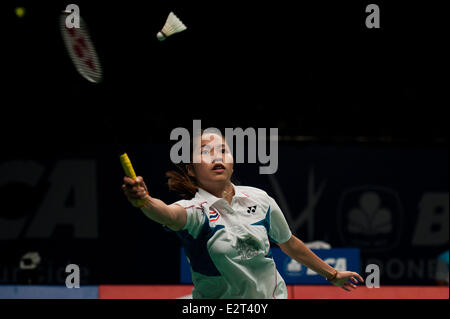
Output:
[170, 184, 292, 299]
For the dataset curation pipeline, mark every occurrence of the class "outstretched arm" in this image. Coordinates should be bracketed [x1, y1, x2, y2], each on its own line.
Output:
[122, 176, 187, 231]
[279, 235, 364, 291]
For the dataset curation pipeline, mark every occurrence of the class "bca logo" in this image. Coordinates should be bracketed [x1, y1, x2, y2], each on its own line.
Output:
[285, 258, 347, 277]
[337, 186, 404, 251]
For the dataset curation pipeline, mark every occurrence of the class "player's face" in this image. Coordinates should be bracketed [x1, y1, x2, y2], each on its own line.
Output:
[190, 133, 234, 185]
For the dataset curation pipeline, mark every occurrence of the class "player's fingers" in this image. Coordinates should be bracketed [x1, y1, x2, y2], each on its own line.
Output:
[136, 176, 147, 187]
[124, 176, 136, 186]
[128, 188, 144, 198]
[124, 186, 140, 196]
[137, 189, 147, 197]
[351, 276, 359, 284]
[123, 189, 135, 198]
[354, 273, 364, 282]
[347, 282, 357, 289]
[124, 188, 140, 198]
[131, 185, 141, 192]
[136, 176, 148, 189]
[136, 176, 148, 190]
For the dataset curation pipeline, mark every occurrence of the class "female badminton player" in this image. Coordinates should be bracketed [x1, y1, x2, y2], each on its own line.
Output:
[122, 130, 364, 299]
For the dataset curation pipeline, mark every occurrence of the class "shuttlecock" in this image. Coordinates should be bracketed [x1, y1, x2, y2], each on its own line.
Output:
[157, 12, 187, 41]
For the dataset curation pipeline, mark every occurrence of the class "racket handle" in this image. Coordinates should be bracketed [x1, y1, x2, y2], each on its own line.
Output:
[120, 153, 147, 207]
[120, 153, 137, 179]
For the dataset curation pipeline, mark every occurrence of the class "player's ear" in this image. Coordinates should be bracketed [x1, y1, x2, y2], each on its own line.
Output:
[186, 164, 195, 177]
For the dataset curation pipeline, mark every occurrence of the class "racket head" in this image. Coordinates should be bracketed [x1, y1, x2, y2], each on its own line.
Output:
[59, 11, 103, 83]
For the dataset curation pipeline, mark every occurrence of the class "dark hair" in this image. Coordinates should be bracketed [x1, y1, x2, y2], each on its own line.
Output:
[166, 164, 198, 200]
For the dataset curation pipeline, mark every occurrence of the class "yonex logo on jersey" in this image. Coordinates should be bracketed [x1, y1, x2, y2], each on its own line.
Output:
[209, 211, 220, 222]
[247, 206, 257, 214]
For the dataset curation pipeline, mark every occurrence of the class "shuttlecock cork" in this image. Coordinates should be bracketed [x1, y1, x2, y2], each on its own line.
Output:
[157, 12, 187, 41]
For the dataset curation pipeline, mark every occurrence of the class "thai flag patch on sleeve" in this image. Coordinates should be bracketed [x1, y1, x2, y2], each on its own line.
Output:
[209, 211, 220, 222]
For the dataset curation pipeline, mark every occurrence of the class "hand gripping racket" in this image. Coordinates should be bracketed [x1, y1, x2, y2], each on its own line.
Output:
[120, 153, 148, 208]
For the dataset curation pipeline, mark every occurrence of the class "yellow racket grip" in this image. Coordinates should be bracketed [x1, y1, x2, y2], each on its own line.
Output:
[120, 153, 147, 208]
[120, 153, 137, 179]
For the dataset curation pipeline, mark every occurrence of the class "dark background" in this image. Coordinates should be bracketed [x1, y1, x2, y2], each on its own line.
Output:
[2, 0, 446, 145]
[0, 0, 447, 286]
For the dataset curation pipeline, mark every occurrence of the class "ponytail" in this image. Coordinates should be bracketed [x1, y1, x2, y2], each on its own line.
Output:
[166, 165, 198, 200]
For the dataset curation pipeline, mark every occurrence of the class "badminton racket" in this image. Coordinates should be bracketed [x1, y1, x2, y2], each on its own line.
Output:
[59, 10, 103, 83]
[60, 9, 147, 207]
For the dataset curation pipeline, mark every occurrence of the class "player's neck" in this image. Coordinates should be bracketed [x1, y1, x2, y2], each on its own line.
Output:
[202, 182, 234, 205]
[221, 183, 235, 205]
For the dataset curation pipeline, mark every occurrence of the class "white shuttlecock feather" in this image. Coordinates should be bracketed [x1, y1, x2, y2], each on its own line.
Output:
[157, 12, 187, 41]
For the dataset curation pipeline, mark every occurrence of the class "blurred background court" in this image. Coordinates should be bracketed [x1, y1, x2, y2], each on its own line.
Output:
[0, 0, 447, 299]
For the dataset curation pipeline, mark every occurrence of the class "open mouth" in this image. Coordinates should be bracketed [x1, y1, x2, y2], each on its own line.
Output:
[212, 163, 225, 171]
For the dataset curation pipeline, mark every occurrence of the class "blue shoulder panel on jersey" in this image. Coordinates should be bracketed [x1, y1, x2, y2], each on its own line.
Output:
[251, 206, 278, 244]
[176, 215, 224, 276]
